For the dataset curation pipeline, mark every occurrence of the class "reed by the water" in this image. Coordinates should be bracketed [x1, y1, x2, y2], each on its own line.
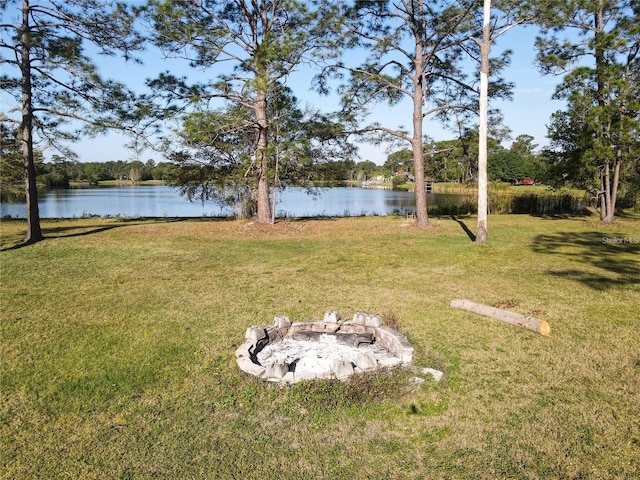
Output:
[428, 191, 590, 216]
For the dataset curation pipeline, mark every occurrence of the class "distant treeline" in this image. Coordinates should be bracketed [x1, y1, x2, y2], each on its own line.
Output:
[33, 145, 544, 190]
[0, 126, 551, 194]
[26, 151, 545, 193]
[34, 157, 376, 189]
[35, 158, 171, 188]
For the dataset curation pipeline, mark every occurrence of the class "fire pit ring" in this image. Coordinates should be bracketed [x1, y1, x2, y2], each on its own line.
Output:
[235, 311, 413, 383]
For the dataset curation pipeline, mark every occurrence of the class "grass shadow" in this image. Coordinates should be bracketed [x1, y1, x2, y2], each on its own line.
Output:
[615, 210, 640, 220]
[0, 217, 227, 251]
[531, 231, 640, 290]
[450, 215, 476, 242]
[530, 213, 593, 220]
[278, 215, 339, 223]
[1, 225, 124, 251]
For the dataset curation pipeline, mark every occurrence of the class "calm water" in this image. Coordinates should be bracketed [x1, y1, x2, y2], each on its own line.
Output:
[1, 185, 470, 219]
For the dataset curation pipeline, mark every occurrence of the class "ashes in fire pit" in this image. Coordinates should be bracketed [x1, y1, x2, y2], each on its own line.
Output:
[235, 311, 413, 383]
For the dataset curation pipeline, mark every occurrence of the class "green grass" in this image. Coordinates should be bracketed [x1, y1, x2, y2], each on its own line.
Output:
[92, 179, 166, 186]
[432, 181, 584, 195]
[2, 215, 640, 479]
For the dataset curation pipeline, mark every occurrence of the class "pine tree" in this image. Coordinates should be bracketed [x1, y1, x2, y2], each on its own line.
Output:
[536, 0, 640, 222]
[145, 0, 344, 223]
[1, 0, 143, 243]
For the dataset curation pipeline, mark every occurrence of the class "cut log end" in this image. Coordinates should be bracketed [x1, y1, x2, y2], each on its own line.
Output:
[538, 320, 551, 337]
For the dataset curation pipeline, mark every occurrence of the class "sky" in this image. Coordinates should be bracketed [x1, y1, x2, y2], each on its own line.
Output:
[2, 5, 566, 166]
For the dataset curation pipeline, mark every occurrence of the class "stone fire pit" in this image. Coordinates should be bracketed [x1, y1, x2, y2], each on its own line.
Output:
[235, 311, 414, 383]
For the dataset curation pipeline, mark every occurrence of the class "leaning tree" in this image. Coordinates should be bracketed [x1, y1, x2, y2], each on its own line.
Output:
[144, 0, 344, 223]
[0, 0, 143, 243]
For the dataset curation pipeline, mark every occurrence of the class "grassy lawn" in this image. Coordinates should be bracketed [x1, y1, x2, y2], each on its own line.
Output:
[1, 214, 639, 479]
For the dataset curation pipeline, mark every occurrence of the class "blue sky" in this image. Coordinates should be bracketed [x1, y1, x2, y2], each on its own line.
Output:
[73, 24, 565, 165]
[2, 4, 566, 165]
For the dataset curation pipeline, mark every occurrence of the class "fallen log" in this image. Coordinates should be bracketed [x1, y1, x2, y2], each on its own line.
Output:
[450, 299, 551, 337]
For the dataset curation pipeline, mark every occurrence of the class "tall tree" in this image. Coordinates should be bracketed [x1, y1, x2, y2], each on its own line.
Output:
[468, 0, 530, 243]
[1, 0, 142, 243]
[536, 0, 640, 222]
[145, 0, 343, 224]
[475, 0, 492, 242]
[333, 0, 481, 227]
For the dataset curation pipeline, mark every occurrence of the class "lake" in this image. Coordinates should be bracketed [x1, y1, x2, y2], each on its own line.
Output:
[1, 185, 473, 219]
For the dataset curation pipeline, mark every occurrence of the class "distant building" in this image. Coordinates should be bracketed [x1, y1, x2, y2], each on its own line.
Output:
[425, 177, 434, 192]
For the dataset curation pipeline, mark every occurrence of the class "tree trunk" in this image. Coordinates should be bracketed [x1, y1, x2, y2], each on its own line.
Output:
[600, 157, 621, 223]
[254, 89, 271, 224]
[594, 2, 614, 223]
[607, 155, 621, 223]
[599, 171, 607, 220]
[271, 122, 280, 225]
[604, 159, 612, 220]
[412, 133, 429, 226]
[413, 19, 429, 227]
[20, 0, 43, 244]
[475, 0, 491, 244]
[450, 299, 551, 336]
